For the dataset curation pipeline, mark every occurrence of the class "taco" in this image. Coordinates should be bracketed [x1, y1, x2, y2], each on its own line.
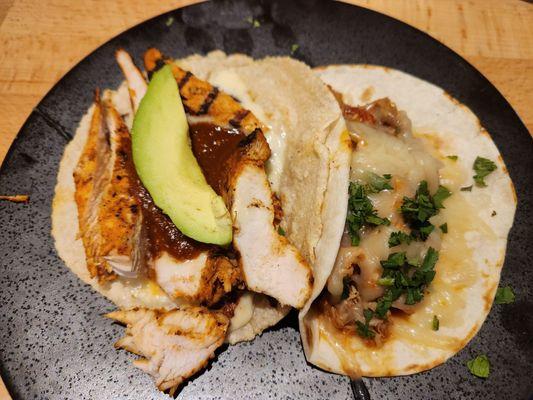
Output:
[299, 65, 516, 378]
[51, 49, 349, 390]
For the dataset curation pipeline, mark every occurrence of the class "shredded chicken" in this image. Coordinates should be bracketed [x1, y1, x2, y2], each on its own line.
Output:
[107, 307, 229, 392]
[328, 87, 411, 137]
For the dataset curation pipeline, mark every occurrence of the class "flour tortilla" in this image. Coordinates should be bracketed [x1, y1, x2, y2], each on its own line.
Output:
[51, 53, 351, 344]
[299, 65, 516, 377]
[178, 52, 351, 342]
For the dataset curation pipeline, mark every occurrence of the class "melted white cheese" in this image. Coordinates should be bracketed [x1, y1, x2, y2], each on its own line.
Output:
[329, 121, 444, 303]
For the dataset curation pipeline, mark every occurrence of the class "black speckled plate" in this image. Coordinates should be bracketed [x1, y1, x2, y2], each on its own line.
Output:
[0, 1, 531, 399]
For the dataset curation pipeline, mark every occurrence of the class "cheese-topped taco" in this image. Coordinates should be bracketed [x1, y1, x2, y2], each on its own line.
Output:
[51, 49, 349, 391]
[299, 65, 516, 377]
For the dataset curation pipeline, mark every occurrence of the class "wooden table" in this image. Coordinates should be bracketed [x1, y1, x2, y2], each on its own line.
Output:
[0, 0, 531, 398]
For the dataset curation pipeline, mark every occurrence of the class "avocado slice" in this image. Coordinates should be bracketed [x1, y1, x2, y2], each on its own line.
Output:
[131, 65, 232, 245]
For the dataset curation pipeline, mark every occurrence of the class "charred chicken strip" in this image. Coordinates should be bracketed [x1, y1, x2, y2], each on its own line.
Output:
[74, 93, 144, 281]
[142, 48, 313, 308]
[107, 308, 229, 392]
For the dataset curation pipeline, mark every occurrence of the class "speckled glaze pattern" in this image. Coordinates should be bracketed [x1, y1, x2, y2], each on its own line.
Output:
[0, 0, 531, 399]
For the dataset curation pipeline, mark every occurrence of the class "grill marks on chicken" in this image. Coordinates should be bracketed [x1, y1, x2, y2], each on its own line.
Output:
[107, 308, 229, 392]
[74, 94, 143, 281]
[143, 48, 264, 135]
[72, 49, 315, 392]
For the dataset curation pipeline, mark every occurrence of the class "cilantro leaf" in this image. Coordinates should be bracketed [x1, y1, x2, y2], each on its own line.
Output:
[473, 157, 497, 187]
[400, 181, 451, 241]
[355, 309, 376, 339]
[446, 155, 458, 161]
[460, 185, 473, 192]
[290, 43, 299, 54]
[277, 226, 285, 236]
[165, 16, 175, 27]
[388, 231, 412, 247]
[432, 315, 440, 331]
[440, 223, 448, 233]
[356, 321, 375, 339]
[246, 16, 261, 27]
[365, 172, 393, 193]
[377, 276, 395, 286]
[363, 309, 374, 322]
[433, 186, 452, 209]
[494, 286, 515, 304]
[467, 355, 490, 378]
[346, 183, 390, 246]
[381, 252, 406, 269]
[341, 276, 351, 300]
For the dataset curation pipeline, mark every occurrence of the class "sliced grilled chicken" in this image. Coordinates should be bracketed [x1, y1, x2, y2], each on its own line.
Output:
[225, 133, 313, 307]
[116, 51, 241, 305]
[74, 93, 143, 281]
[116, 49, 147, 113]
[143, 48, 313, 308]
[107, 307, 229, 392]
[154, 251, 240, 305]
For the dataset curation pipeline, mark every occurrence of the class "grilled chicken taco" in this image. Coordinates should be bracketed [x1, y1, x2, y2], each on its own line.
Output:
[299, 65, 516, 377]
[52, 49, 349, 391]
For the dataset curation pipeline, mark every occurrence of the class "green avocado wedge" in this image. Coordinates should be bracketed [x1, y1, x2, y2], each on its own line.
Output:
[131, 65, 232, 246]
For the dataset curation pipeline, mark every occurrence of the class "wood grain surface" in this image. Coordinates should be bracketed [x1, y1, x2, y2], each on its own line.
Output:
[0, 0, 531, 398]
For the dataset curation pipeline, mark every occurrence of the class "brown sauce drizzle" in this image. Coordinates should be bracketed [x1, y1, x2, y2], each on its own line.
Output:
[189, 122, 246, 195]
[121, 136, 212, 262]
[121, 122, 246, 262]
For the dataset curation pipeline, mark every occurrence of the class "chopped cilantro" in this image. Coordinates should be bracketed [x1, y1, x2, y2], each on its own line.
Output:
[290, 43, 299, 54]
[381, 252, 406, 269]
[446, 155, 458, 161]
[375, 289, 400, 318]
[420, 247, 439, 271]
[400, 181, 451, 241]
[245, 16, 261, 27]
[165, 16, 175, 27]
[467, 355, 490, 378]
[365, 172, 393, 193]
[375, 248, 439, 317]
[473, 156, 497, 187]
[388, 231, 412, 247]
[356, 309, 376, 339]
[433, 186, 452, 209]
[346, 183, 390, 246]
[432, 315, 440, 331]
[460, 185, 473, 192]
[494, 286, 515, 304]
[439, 223, 448, 233]
[377, 276, 395, 286]
[277, 226, 286, 236]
